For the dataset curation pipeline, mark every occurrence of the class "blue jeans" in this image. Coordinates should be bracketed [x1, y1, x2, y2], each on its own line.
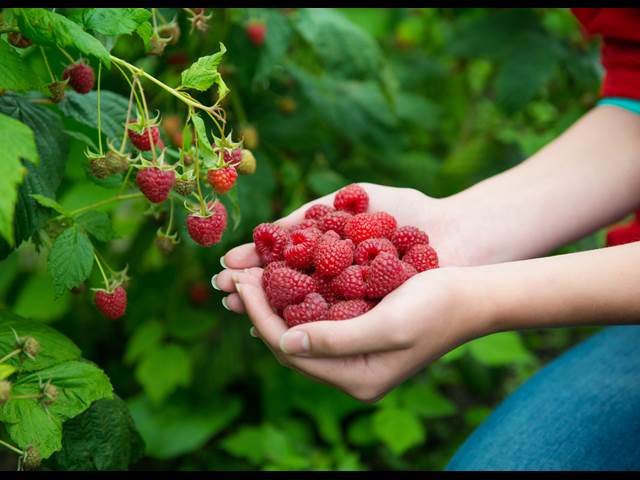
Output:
[446, 326, 640, 471]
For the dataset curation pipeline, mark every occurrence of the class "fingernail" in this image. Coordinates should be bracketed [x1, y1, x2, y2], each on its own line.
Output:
[235, 283, 242, 296]
[220, 256, 228, 269]
[280, 330, 309, 355]
[249, 326, 258, 337]
[211, 274, 221, 291]
[221, 297, 231, 311]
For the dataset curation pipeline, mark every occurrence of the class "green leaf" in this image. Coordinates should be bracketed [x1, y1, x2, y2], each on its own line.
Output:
[47, 225, 95, 298]
[190, 113, 215, 161]
[76, 211, 115, 242]
[58, 90, 130, 141]
[0, 39, 44, 92]
[371, 408, 426, 456]
[307, 169, 348, 197]
[180, 43, 229, 100]
[135, 344, 191, 405]
[0, 310, 81, 372]
[0, 112, 38, 246]
[79, 8, 151, 38]
[135, 22, 152, 49]
[53, 396, 145, 470]
[0, 360, 113, 459]
[468, 332, 534, 366]
[0, 363, 17, 380]
[124, 320, 164, 365]
[12, 271, 72, 323]
[0, 94, 69, 259]
[399, 383, 456, 419]
[13, 8, 110, 65]
[29, 194, 68, 216]
[128, 393, 242, 459]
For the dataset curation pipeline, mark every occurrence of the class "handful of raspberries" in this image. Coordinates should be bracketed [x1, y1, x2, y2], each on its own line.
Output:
[252, 184, 439, 327]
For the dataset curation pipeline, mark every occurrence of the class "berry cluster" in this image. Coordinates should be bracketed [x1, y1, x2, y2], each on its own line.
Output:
[253, 184, 439, 327]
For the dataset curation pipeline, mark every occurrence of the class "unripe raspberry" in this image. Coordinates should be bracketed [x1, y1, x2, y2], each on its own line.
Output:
[90, 156, 111, 179]
[22, 336, 41, 359]
[237, 149, 257, 175]
[21, 446, 41, 471]
[62, 63, 95, 94]
[0, 380, 11, 405]
[42, 384, 58, 406]
[8, 32, 32, 48]
[48, 80, 66, 104]
[240, 125, 259, 150]
[174, 177, 196, 196]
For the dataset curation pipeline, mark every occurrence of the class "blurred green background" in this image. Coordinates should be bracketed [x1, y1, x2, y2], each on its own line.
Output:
[0, 7, 607, 470]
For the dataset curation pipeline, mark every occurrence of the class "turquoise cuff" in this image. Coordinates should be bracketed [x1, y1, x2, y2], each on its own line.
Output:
[598, 97, 640, 115]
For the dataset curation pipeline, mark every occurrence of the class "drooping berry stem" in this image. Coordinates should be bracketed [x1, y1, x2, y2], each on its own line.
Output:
[93, 253, 110, 290]
[0, 348, 21, 364]
[66, 192, 144, 218]
[97, 62, 103, 155]
[39, 47, 55, 83]
[134, 77, 157, 165]
[0, 439, 24, 456]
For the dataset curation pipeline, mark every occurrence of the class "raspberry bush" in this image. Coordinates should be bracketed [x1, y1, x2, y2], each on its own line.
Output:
[0, 7, 607, 472]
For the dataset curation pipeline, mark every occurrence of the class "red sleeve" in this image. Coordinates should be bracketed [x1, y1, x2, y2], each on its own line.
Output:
[571, 8, 640, 100]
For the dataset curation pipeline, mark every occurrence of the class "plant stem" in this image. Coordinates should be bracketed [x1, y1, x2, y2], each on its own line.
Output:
[0, 349, 21, 364]
[97, 62, 103, 155]
[39, 47, 55, 83]
[119, 84, 135, 153]
[112, 61, 144, 121]
[190, 112, 207, 215]
[135, 77, 157, 165]
[117, 166, 134, 196]
[11, 394, 42, 400]
[68, 193, 144, 217]
[58, 46, 75, 64]
[0, 439, 23, 456]
[165, 198, 175, 234]
[94, 253, 110, 290]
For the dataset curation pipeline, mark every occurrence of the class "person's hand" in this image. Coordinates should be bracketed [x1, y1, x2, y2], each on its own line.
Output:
[221, 265, 486, 402]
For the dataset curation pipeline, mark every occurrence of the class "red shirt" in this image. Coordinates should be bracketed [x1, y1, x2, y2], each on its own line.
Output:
[572, 8, 640, 100]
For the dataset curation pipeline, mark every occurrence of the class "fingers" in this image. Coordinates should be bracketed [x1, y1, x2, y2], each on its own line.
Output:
[221, 293, 245, 314]
[221, 243, 262, 270]
[213, 267, 263, 293]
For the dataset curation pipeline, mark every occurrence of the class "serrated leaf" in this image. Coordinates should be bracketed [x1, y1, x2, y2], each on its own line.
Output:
[0, 112, 38, 246]
[29, 194, 68, 216]
[0, 360, 113, 459]
[47, 225, 95, 298]
[135, 22, 152, 49]
[0, 363, 17, 380]
[53, 396, 145, 471]
[190, 113, 215, 161]
[76, 210, 115, 242]
[135, 344, 191, 405]
[79, 8, 151, 38]
[128, 393, 242, 460]
[180, 43, 229, 100]
[58, 90, 130, 141]
[13, 8, 110, 65]
[0, 39, 44, 92]
[0, 310, 81, 372]
[399, 383, 456, 419]
[372, 408, 426, 456]
[468, 331, 534, 366]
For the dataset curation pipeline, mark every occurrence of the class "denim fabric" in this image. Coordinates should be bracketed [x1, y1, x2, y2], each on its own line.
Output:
[446, 326, 640, 471]
[598, 97, 640, 115]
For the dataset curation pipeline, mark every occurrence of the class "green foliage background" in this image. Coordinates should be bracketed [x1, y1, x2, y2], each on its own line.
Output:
[0, 7, 608, 471]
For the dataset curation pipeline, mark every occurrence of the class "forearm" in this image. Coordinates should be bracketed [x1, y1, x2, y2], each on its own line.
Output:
[464, 242, 640, 337]
[441, 106, 640, 265]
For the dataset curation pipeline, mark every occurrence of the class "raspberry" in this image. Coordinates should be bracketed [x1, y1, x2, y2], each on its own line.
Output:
[213, 147, 243, 167]
[284, 227, 322, 270]
[319, 230, 341, 244]
[401, 261, 418, 280]
[136, 167, 176, 203]
[128, 124, 160, 151]
[354, 238, 398, 265]
[246, 20, 267, 47]
[371, 211, 397, 238]
[312, 271, 339, 305]
[207, 166, 238, 194]
[94, 286, 127, 320]
[343, 213, 378, 244]
[313, 238, 354, 277]
[0, 380, 10, 406]
[8, 32, 32, 48]
[391, 226, 429, 255]
[291, 218, 318, 232]
[262, 261, 288, 290]
[89, 156, 111, 179]
[190, 281, 210, 306]
[283, 293, 328, 327]
[237, 149, 256, 175]
[265, 267, 316, 310]
[21, 445, 41, 471]
[62, 63, 95, 94]
[606, 221, 640, 246]
[186, 201, 228, 247]
[334, 184, 369, 214]
[305, 204, 334, 220]
[366, 252, 406, 298]
[331, 265, 367, 300]
[403, 244, 439, 272]
[174, 178, 196, 196]
[327, 299, 372, 320]
[253, 223, 289, 265]
[318, 210, 352, 236]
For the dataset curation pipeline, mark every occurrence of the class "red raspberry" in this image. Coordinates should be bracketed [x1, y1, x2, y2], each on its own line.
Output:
[343, 213, 378, 244]
[246, 20, 267, 47]
[403, 244, 439, 272]
[371, 211, 397, 238]
[265, 267, 316, 310]
[283, 293, 328, 327]
[94, 286, 127, 320]
[606, 221, 640, 246]
[331, 265, 367, 300]
[291, 219, 318, 232]
[186, 201, 228, 247]
[253, 223, 289, 265]
[190, 281, 210, 306]
[318, 210, 352, 236]
[213, 147, 243, 167]
[136, 167, 176, 203]
[128, 124, 161, 151]
[319, 230, 341, 244]
[354, 238, 398, 265]
[305, 204, 334, 220]
[334, 184, 369, 214]
[62, 63, 95, 94]
[366, 252, 406, 298]
[283, 227, 322, 270]
[401, 261, 418, 280]
[391, 226, 429, 255]
[312, 271, 339, 305]
[327, 299, 372, 320]
[207, 166, 238, 194]
[262, 261, 288, 290]
[313, 238, 354, 277]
